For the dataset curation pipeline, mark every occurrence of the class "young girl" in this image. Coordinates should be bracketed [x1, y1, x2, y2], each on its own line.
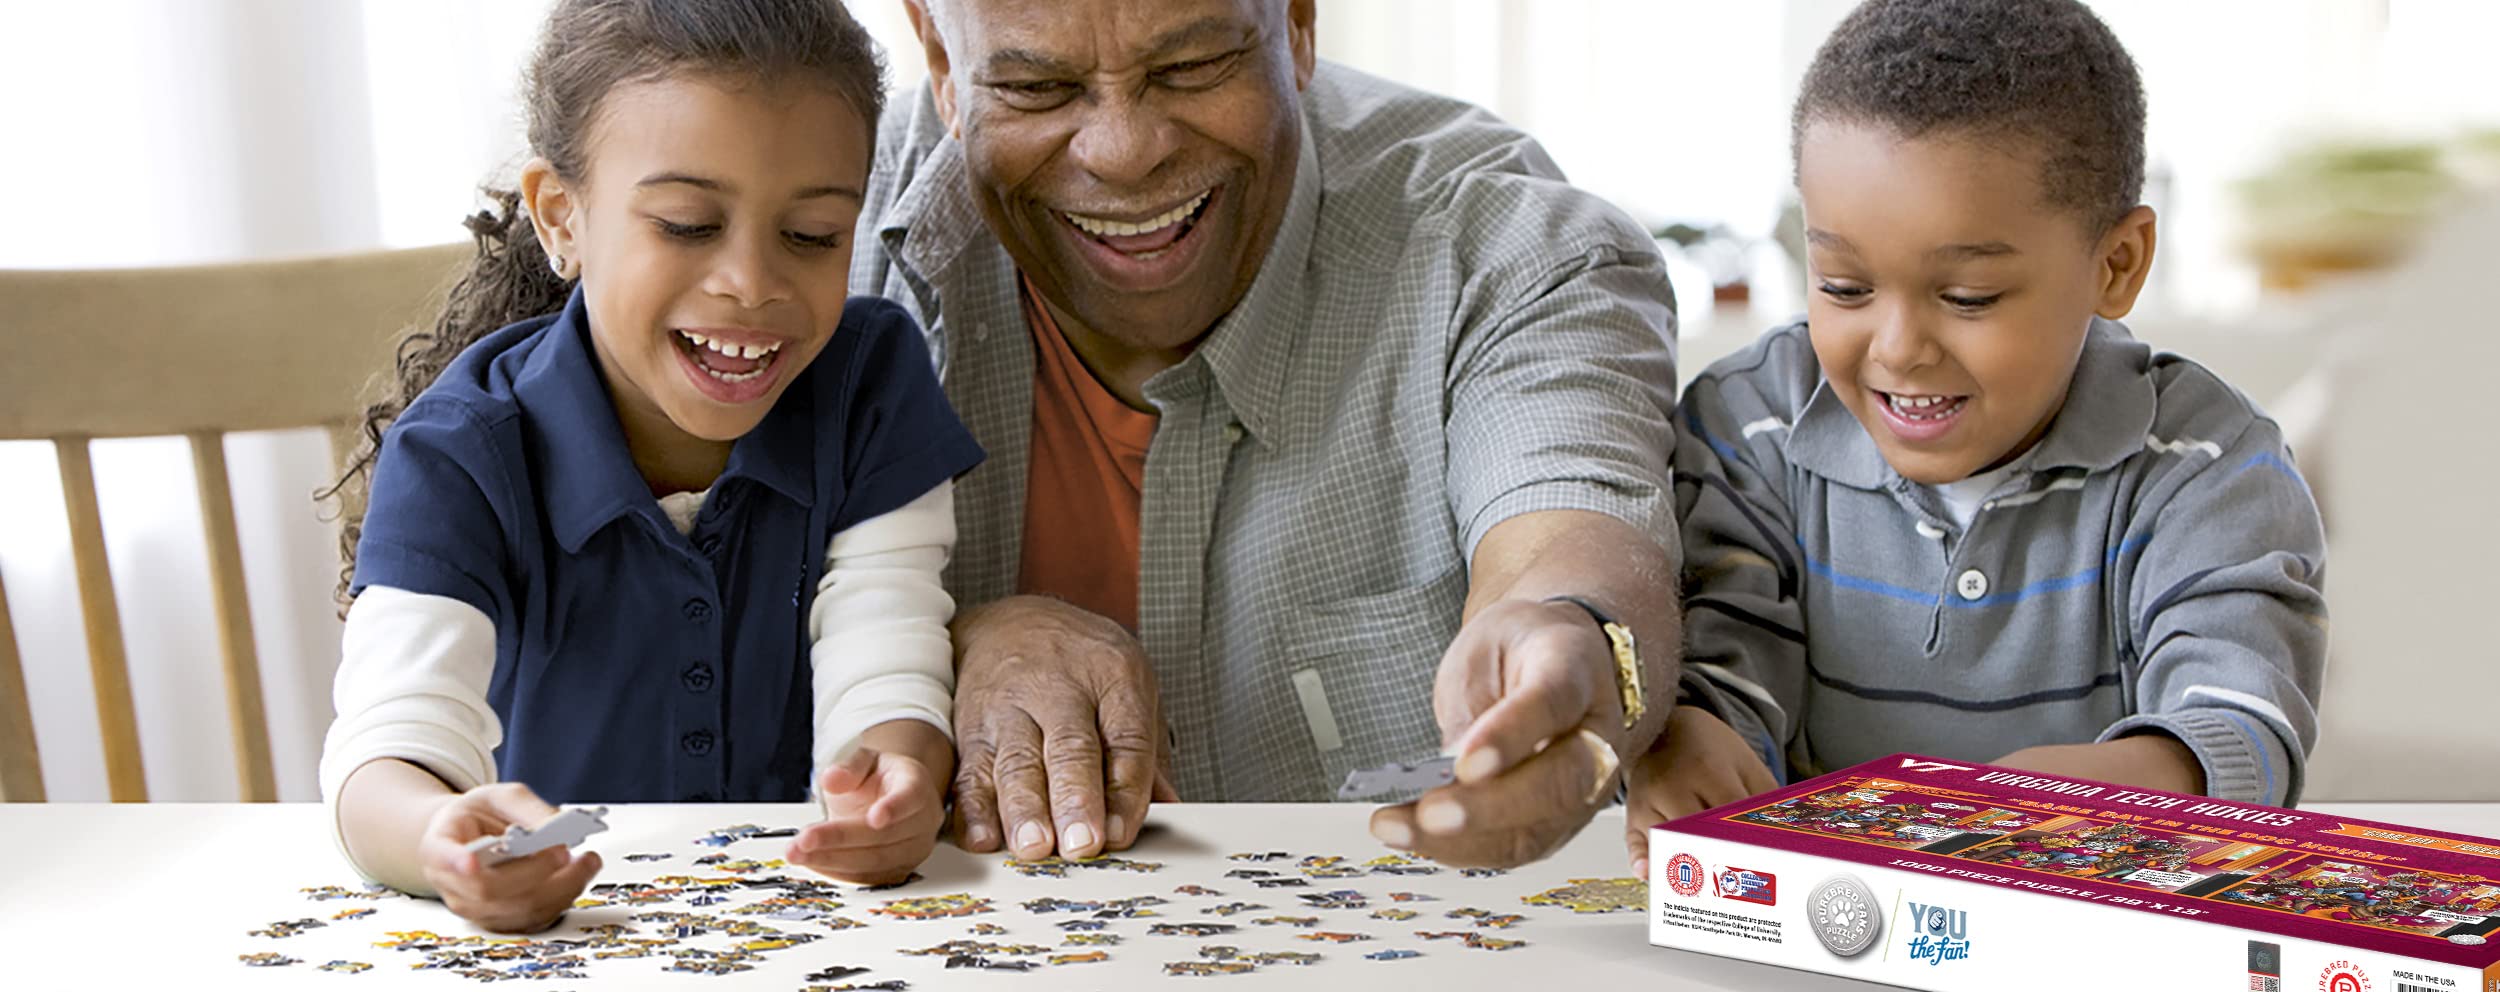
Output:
[317, 0, 982, 933]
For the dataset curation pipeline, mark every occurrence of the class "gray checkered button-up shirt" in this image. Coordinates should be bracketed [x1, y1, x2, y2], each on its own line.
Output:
[852, 63, 1679, 801]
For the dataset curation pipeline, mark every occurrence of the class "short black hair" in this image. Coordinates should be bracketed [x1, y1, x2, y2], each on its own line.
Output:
[1794, 0, 2146, 232]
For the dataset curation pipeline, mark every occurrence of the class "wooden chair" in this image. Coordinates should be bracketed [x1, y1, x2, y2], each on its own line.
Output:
[0, 244, 468, 802]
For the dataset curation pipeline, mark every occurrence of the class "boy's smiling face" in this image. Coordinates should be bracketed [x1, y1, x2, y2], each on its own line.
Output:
[1797, 120, 2155, 486]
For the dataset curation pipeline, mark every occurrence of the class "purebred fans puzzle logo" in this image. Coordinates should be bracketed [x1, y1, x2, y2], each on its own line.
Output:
[2317, 960, 2372, 992]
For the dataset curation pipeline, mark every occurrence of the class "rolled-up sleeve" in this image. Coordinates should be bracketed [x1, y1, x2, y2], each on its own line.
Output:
[1445, 248, 1680, 561]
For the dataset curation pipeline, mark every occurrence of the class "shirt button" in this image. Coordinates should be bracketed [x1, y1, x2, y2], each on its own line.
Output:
[1956, 569, 1990, 601]
[681, 663, 715, 693]
[683, 598, 712, 622]
[681, 730, 715, 756]
[1223, 422, 1245, 444]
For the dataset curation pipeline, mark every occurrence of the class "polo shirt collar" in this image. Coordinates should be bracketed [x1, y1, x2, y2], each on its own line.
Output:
[1787, 316, 2155, 490]
[1184, 123, 1321, 442]
[515, 287, 816, 554]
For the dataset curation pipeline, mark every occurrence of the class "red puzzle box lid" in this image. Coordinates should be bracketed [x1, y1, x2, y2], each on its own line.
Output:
[1657, 753, 2500, 970]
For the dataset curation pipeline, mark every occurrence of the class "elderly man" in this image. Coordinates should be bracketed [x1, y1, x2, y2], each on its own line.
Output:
[853, 0, 1681, 869]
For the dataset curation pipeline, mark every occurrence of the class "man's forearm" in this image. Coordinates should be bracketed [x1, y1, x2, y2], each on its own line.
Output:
[1467, 509, 1681, 756]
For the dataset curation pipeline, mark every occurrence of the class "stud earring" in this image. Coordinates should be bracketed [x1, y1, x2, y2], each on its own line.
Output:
[548, 253, 566, 278]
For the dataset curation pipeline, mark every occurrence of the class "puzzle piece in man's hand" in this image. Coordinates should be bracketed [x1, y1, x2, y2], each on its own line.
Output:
[466, 806, 609, 866]
[1337, 755, 1456, 800]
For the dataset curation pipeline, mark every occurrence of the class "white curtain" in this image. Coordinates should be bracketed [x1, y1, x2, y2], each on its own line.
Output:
[2, 0, 2486, 802]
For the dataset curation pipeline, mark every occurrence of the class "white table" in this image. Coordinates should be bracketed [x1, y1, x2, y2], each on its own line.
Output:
[0, 802, 2490, 989]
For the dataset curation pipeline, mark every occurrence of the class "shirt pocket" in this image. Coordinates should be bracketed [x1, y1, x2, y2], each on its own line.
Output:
[1278, 564, 1467, 799]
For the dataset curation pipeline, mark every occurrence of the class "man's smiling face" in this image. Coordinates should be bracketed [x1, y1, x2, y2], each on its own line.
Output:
[911, 0, 1316, 353]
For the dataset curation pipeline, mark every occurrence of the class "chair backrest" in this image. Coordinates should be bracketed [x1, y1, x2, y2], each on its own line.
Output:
[0, 243, 469, 802]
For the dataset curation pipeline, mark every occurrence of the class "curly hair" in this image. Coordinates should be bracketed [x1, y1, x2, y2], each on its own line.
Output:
[317, 0, 889, 608]
[1793, 0, 2146, 233]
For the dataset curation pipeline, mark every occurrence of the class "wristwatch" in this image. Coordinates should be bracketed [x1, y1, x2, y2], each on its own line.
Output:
[1545, 595, 1645, 731]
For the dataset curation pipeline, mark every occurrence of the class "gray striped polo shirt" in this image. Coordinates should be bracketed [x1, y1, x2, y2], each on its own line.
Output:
[1676, 319, 2326, 806]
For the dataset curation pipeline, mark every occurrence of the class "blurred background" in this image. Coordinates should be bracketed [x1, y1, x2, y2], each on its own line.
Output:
[1, 0, 2494, 803]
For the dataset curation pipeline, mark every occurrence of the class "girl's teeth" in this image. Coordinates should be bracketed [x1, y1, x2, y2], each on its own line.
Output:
[677, 331, 782, 360]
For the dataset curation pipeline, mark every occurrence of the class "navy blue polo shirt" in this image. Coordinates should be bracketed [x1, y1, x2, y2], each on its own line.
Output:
[350, 288, 983, 803]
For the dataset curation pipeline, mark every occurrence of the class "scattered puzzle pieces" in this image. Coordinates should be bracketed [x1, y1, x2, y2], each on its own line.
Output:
[871, 894, 994, 920]
[1521, 876, 1647, 914]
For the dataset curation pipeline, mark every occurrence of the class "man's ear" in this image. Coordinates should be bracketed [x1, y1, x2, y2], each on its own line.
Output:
[1286, 0, 1317, 90]
[903, 0, 961, 138]
[2094, 204, 2157, 320]
[519, 157, 581, 278]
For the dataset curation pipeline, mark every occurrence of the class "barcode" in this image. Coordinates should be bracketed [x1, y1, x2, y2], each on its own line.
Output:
[2397, 984, 2441, 992]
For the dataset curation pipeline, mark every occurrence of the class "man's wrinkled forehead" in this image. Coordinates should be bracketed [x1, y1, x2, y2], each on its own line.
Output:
[937, 0, 1284, 64]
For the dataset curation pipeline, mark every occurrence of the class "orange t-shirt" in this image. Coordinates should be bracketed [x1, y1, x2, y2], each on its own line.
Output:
[1017, 279, 1156, 632]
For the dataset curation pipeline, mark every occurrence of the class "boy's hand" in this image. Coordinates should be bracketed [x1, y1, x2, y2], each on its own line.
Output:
[1622, 706, 1779, 876]
[418, 783, 603, 934]
[788, 745, 945, 885]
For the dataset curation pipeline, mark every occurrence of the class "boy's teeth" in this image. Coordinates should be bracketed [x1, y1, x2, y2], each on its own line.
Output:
[1887, 393, 1962, 420]
[1064, 192, 1209, 238]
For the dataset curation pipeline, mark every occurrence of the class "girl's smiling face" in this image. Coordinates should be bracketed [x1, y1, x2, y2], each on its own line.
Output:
[1796, 120, 2155, 485]
[524, 73, 869, 485]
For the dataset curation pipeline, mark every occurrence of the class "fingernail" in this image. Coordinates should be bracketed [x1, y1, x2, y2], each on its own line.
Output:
[1014, 820, 1047, 855]
[1418, 799, 1466, 834]
[1107, 815, 1127, 845]
[1457, 746, 1503, 783]
[1372, 817, 1414, 849]
[1063, 822, 1097, 854]
[1579, 728, 1621, 805]
[1633, 857, 1650, 879]
[965, 823, 994, 850]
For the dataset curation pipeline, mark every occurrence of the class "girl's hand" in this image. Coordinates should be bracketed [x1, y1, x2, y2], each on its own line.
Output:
[1622, 706, 1780, 877]
[417, 782, 604, 933]
[788, 745, 946, 885]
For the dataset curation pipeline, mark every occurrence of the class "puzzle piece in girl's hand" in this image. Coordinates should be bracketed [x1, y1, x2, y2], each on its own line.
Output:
[467, 806, 609, 866]
[1520, 877, 1646, 914]
[1337, 755, 1456, 800]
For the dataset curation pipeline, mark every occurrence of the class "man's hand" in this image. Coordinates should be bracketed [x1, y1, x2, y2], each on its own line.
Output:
[1367, 598, 1628, 868]
[788, 720, 952, 885]
[417, 783, 604, 934]
[949, 595, 1177, 861]
[1622, 705, 1780, 876]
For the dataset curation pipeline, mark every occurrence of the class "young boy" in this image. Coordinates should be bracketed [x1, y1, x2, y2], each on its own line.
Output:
[1625, 0, 2327, 872]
